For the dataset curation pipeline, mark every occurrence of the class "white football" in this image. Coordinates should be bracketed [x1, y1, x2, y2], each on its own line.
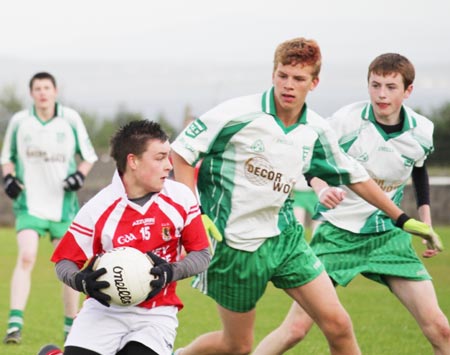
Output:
[93, 247, 155, 307]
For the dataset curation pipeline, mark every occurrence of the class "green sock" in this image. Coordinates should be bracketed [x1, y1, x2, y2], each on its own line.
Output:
[7, 309, 24, 333]
[64, 316, 74, 339]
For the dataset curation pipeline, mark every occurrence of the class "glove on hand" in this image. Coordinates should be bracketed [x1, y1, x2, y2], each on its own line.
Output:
[145, 252, 174, 300]
[201, 213, 223, 243]
[74, 256, 111, 307]
[396, 213, 444, 252]
[4, 174, 22, 199]
[63, 171, 85, 191]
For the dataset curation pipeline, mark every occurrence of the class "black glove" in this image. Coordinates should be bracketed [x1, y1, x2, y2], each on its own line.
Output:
[74, 257, 111, 307]
[145, 252, 174, 300]
[63, 171, 85, 191]
[4, 174, 22, 199]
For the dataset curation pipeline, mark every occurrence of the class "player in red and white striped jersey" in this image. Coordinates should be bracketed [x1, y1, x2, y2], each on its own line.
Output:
[51, 120, 210, 355]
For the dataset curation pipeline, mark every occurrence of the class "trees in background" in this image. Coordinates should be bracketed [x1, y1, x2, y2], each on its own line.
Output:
[0, 86, 178, 152]
[0, 84, 448, 165]
[426, 102, 450, 166]
[0, 85, 24, 146]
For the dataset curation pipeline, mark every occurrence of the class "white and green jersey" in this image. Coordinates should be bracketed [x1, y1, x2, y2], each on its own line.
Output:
[1, 104, 98, 222]
[318, 101, 434, 234]
[172, 88, 368, 251]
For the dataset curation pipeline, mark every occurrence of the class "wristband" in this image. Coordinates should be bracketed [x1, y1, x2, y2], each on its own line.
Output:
[395, 213, 410, 228]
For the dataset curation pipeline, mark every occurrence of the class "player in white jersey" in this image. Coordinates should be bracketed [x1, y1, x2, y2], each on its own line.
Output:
[254, 54, 449, 355]
[1, 72, 98, 345]
[51, 120, 210, 355]
[171, 39, 442, 355]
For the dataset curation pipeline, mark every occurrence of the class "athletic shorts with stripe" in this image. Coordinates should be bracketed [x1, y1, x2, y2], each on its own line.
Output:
[205, 223, 324, 312]
[310, 222, 431, 287]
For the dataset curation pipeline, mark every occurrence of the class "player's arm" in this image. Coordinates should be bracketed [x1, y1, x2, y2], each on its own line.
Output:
[145, 248, 210, 300]
[148, 248, 210, 284]
[412, 165, 438, 257]
[307, 175, 346, 209]
[77, 160, 94, 177]
[2, 162, 23, 199]
[1, 162, 14, 177]
[62, 160, 94, 192]
[171, 248, 210, 279]
[347, 179, 403, 220]
[347, 179, 443, 251]
[55, 259, 83, 290]
[56, 258, 111, 307]
[412, 165, 432, 224]
[63, 111, 98, 191]
[309, 173, 443, 252]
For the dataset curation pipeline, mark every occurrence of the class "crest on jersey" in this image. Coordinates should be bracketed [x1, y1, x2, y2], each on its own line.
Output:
[56, 132, 66, 143]
[185, 120, 207, 138]
[251, 139, 265, 152]
[161, 227, 171, 241]
[356, 153, 369, 162]
[401, 154, 415, 167]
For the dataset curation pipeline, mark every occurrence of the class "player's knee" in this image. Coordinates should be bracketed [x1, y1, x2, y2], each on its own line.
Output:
[225, 339, 253, 355]
[425, 313, 450, 345]
[323, 310, 354, 339]
[230, 345, 252, 355]
[18, 252, 37, 269]
[284, 320, 311, 347]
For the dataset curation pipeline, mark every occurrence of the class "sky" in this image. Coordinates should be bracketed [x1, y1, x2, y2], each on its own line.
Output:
[1, 0, 450, 128]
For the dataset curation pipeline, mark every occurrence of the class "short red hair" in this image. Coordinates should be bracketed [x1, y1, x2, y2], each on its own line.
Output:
[273, 37, 322, 78]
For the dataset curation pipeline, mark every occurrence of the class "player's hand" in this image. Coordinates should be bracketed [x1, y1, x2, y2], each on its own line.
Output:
[317, 186, 345, 209]
[396, 214, 444, 252]
[201, 214, 223, 242]
[146, 252, 174, 300]
[3, 174, 23, 199]
[421, 239, 440, 258]
[63, 171, 85, 191]
[74, 256, 111, 307]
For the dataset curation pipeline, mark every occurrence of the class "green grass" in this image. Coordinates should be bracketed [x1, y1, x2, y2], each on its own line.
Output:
[0, 227, 449, 355]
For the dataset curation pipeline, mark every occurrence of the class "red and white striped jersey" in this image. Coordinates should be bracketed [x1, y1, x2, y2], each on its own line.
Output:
[52, 171, 209, 310]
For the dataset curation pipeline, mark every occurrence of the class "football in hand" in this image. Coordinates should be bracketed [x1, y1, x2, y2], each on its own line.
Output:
[93, 247, 155, 306]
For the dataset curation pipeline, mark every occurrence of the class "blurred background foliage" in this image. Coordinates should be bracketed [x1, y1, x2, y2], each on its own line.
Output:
[0, 84, 449, 166]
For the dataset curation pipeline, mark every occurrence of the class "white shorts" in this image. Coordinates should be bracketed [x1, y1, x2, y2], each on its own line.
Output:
[65, 298, 178, 355]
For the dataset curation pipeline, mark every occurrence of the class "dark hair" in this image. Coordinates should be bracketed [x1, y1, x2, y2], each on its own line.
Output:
[29, 72, 57, 90]
[110, 120, 169, 174]
[368, 53, 415, 89]
[273, 37, 322, 78]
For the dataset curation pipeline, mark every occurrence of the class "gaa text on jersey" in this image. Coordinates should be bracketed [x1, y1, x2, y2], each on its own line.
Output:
[117, 233, 138, 244]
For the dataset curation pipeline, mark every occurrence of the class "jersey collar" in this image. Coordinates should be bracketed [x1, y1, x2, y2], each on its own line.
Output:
[261, 87, 308, 131]
[361, 102, 417, 138]
[31, 102, 61, 125]
[112, 170, 128, 197]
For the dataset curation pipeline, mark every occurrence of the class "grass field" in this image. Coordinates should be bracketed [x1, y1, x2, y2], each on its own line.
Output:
[0, 227, 449, 355]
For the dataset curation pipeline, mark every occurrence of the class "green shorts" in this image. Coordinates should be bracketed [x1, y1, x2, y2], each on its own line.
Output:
[201, 224, 324, 312]
[292, 190, 318, 215]
[310, 222, 431, 287]
[16, 212, 71, 239]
